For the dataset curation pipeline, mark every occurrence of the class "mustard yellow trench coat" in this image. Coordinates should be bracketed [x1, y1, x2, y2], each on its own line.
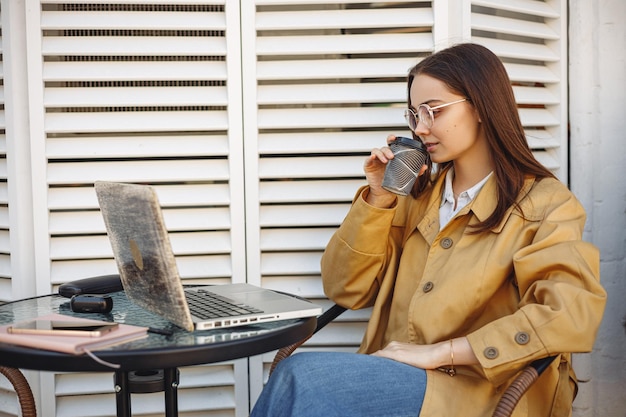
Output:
[320, 173, 606, 417]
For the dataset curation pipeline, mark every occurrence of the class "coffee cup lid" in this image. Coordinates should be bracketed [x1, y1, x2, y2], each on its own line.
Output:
[394, 136, 426, 151]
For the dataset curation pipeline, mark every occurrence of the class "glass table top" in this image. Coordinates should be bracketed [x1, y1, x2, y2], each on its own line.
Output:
[0, 291, 316, 372]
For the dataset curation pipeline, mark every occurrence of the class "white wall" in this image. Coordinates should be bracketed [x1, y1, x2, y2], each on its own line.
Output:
[569, 1, 626, 416]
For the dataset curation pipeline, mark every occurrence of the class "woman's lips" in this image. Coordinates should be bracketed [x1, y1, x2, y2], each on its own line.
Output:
[424, 142, 437, 152]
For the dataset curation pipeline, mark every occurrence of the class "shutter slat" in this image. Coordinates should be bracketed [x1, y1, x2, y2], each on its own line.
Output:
[54, 364, 237, 395]
[260, 228, 336, 251]
[471, 13, 559, 40]
[0, 230, 9, 252]
[50, 255, 232, 284]
[42, 36, 226, 56]
[262, 276, 324, 299]
[255, 0, 427, 4]
[41, 11, 226, 30]
[44, 61, 227, 82]
[55, 386, 237, 416]
[50, 231, 231, 259]
[533, 151, 559, 170]
[306, 322, 367, 346]
[258, 82, 405, 105]
[47, 160, 229, 184]
[45, 87, 228, 107]
[258, 84, 558, 105]
[259, 156, 364, 179]
[48, 184, 230, 210]
[261, 252, 321, 275]
[259, 131, 391, 154]
[0, 183, 7, 205]
[474, 37, 559, 62]
[525, 129, 559, 149]
[40, 0, 226, 4]
[505, 62, 559, 84]
[50, 259, 119, 284]
[0, 255, 11, 277]
[260, 204, 350, 227]
[260, 180, 364, 203]
[45, 111, 228, 133]
[257, 57, 422, 80]
[176, 255, 233, 280]
[47, 136, 229, 159]
[472, 0, 560, 18]
[0, 207, 8, 229]
[258, 107, 404, 129]
[513, 86, 559, 105]
[518, 108, 559, 127]
[257, 33, 433, 56]
[256, 8, 432, 30]
[49, 209, 231, 235]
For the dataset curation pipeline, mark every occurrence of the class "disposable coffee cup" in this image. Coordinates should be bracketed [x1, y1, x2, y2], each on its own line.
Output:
[381, 136, 428, 196]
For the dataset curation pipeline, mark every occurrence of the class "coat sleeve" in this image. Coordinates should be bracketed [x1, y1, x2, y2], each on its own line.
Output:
[466, 183, 607, 386]
[320, 187, 402, 310]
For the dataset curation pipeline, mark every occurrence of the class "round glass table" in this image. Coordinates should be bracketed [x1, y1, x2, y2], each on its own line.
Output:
[0, 290, 317, 416]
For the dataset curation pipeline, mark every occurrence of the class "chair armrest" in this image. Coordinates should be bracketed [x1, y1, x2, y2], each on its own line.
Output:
[491, 355, 558, 417]
[270, 304, 347, 374]
[0, 367, 36, 417]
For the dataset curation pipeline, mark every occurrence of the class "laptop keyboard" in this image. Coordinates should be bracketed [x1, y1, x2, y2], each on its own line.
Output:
[184, 288, 264, 320]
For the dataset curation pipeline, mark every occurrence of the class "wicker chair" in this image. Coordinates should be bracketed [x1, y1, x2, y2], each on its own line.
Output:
[271, 304, 557, 417]
[0, 366, 37, 417]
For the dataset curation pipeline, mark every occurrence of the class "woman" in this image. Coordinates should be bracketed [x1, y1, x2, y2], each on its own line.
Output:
[251, 43, 606, 417]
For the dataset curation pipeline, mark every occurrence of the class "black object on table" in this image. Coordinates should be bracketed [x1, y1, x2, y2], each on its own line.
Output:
[0, 290, 317, 417]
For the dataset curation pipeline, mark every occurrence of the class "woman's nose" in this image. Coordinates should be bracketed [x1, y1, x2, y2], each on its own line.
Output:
[412, 119, 430, 136]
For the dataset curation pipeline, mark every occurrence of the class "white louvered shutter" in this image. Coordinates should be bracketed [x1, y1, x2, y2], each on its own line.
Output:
[27, 2, 248, 416]
[244, 0, 568, 406]
[241, 0, 436, 402]
[471, 0, 567, 179]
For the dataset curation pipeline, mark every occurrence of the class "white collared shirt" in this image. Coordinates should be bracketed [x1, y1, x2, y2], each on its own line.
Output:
[439, 168, 492, 230]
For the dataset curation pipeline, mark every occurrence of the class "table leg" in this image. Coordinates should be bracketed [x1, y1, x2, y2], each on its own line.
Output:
[163, 368, 179, 417]
[114, 371, 131, 417]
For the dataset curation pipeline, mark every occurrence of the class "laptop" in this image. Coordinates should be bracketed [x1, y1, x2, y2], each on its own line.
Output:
[94, 181, 322, 332]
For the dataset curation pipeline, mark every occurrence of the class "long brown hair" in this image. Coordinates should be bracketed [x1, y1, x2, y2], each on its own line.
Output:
[408, 43, 555, 233]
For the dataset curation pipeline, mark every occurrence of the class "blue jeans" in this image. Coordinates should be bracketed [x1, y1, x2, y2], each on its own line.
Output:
[250, 352, 427, 417]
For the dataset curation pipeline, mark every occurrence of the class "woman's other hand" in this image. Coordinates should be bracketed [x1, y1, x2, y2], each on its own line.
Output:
[371, 340, 448, 369]
[371, 338, 478, 370]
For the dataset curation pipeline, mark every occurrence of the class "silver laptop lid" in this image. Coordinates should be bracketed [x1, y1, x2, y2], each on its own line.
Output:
[95, 181, 196, 331]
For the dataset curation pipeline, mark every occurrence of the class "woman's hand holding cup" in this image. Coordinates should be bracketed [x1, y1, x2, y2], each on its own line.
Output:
[364, 135, 428, 207]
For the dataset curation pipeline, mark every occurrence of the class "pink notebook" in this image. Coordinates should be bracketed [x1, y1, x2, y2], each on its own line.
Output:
[0, 313, 147, 355]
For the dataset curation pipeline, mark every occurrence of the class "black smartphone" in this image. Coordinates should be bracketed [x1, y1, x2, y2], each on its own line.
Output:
[7, 319, 118, 337]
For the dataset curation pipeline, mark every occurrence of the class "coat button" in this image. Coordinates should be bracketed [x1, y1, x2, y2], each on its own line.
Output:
[440, 237, 453, 249]
[515, 332, 530, 345]
[484, 347, 499, 359]
[422, 281, 434, 293]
